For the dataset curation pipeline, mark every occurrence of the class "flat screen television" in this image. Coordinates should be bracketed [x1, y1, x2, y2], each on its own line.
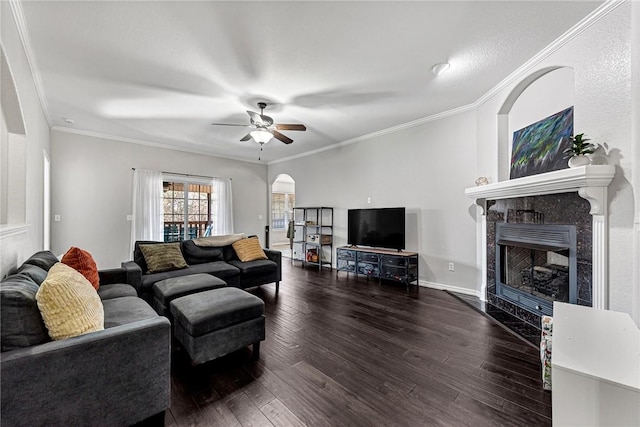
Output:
[348, 207, 405, 251]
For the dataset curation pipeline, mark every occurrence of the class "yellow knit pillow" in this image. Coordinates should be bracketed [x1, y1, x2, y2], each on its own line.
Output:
[232, 236, 268, 262]
[36, 262, 104, 340]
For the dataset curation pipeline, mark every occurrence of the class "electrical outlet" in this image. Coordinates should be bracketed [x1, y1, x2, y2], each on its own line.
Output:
[448, 262, 455, 272]
[126, 214, 133, 221]
[367, 197, 372, 204]
[54, 214, 61, 222]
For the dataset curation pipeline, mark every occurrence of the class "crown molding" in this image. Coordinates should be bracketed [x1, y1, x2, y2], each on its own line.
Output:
[473, 0, 626, 108]
[12, 0, 624, 166]
[51, 126, 265, 166]
[8, 0, 52, 126]
[268, 103, 476, 165]
[270, 0, 625, 166]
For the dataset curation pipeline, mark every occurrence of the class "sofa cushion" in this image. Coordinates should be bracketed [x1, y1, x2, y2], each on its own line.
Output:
[232, 237, 268, 262]
[181, 239, 224, 264]
[14, 263, 48, 286]
[22, 250, 59, 271]
[102, 296, 158, 328]
[61, 247, 100, 290]
[0, 273, 50, 351]
[36, 263, 104, 340]
[228, 259, 278, 276]
[139, 243, 188, 273]
[140, 262, 240, 293]
[97, 283, 138, 300]
[223, 245, 239, 262]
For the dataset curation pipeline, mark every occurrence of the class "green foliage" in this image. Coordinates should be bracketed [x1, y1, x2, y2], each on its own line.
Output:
[563, 133, 595, 158]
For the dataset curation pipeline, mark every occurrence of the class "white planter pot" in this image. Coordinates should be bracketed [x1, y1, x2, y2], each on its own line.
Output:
[568, 154, 591, 168]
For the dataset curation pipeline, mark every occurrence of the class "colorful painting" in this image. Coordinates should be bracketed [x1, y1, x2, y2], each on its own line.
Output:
[510, 107, 573, 179]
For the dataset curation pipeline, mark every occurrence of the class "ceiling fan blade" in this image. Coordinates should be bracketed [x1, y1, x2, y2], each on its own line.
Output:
[247, 110, 266, 126]
[240, 133, 252, 141]
[272, 130, 293, 144]
[261, 115, 274, 126]
[211, 123, 249, 127]
[275, 124, 307, 131]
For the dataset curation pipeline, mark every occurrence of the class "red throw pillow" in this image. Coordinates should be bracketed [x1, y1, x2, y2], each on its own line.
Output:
[61, 247, 100, 290]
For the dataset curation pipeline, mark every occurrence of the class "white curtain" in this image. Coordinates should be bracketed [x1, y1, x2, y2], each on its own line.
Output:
[130, 169, 163, 255]
[213, 177, 234, 235]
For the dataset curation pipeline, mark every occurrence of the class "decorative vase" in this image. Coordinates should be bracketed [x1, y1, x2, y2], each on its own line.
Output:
[568, 154, 590, 168]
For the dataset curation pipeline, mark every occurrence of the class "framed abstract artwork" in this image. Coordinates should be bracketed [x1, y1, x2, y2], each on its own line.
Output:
[510, 106, 574, 179]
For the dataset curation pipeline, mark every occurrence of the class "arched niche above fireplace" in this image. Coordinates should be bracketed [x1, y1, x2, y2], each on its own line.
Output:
[497, 66, 575, 182]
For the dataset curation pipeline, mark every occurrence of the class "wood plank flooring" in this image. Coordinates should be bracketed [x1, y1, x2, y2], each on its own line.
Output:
[164, 262, 551, 426]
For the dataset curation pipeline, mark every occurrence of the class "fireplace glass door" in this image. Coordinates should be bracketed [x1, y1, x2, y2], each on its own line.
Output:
[495, 223, 577, 316]
[502, 245, 570, 304]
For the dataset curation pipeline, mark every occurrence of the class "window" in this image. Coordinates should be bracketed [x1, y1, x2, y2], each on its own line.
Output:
[271, 192, 294, 230]
[163, 181, 213, 242]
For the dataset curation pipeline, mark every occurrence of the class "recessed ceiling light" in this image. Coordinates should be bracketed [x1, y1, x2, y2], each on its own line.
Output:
[430, 62, 450, 75]
[63, 118, 75, 124]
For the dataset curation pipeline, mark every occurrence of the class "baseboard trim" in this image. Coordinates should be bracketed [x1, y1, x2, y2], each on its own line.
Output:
[419, 280, 482, 299]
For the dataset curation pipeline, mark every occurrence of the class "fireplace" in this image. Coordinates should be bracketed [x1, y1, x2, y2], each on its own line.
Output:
[465, 165, 615, 345]
[496, 223, 577, 316]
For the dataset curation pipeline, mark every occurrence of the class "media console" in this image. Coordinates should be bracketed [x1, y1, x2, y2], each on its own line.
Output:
[336, 246, 419, 287]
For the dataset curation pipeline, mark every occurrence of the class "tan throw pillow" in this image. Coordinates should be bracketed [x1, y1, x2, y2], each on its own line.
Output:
[36, 262, 104, 340]
[139, 243, 188, 273]
[232, 236, 268, 262]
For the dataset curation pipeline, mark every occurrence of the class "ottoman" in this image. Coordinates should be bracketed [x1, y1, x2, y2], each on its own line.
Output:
[152, 273, 227, 318]
[170, 287, 265, 365]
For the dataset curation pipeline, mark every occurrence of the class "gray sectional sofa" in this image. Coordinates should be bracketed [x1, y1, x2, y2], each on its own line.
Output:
[0, 251, 171, 426]
[124, 238, 282, 304]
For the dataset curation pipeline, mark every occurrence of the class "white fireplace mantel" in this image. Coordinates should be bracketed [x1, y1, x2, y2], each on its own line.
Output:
[465, 164, 616, 310]
[464, 165, 616, 215]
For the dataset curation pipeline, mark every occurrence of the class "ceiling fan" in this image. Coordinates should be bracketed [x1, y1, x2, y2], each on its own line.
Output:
[211, 102, 306, 145]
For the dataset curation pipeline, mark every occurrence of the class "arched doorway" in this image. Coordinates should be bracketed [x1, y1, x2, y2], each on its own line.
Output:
[270, 174, 295, 258]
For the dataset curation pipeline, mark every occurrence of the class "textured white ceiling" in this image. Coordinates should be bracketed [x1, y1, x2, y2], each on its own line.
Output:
[19, 1, 602, 163]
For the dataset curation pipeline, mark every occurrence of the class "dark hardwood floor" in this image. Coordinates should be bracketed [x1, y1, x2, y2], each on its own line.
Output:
[164, 262, 551, 426]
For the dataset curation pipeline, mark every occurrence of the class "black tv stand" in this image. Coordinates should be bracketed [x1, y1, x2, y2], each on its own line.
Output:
[336, 246, 418, 287]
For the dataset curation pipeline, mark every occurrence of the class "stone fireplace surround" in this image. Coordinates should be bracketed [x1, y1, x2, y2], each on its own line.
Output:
[465, 165, 615, 343]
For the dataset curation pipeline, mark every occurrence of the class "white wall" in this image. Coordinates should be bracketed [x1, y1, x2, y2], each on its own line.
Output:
[50, 130, 268, 269]
[269, 1, 639, 321]
[3, 0, 637, 322]
[475, 2, 638, 322]
[0, 1, 50, 277]
[632, 0, 640, 326]
[269, 111, 480, 295]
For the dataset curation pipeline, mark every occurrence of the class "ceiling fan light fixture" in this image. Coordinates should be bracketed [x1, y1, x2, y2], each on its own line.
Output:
[250, 129, 273, 144]
[430, 62, 450, 75]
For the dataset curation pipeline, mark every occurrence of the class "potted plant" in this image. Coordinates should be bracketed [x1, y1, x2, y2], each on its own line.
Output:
[564, 133, 595, 167]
